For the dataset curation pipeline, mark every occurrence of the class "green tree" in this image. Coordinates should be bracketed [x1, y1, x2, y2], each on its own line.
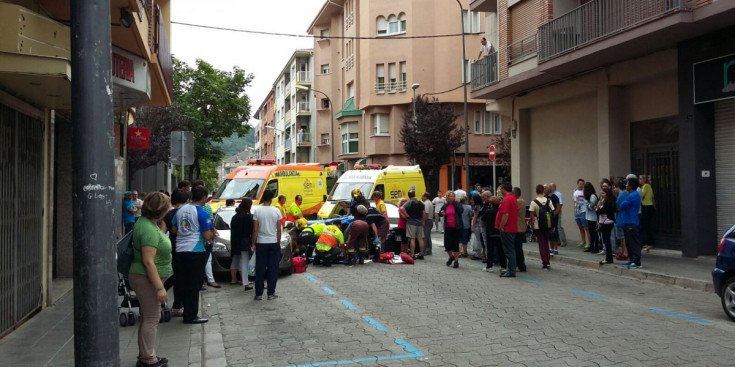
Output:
[399, 95, 464, 194]
[174, 58, 253, 180]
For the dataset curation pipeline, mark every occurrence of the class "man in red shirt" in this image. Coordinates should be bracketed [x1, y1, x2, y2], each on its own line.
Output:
[495, 182, 518, 278]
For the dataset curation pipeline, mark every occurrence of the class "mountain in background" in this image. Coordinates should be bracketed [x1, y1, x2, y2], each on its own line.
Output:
[216, 128, 256, 158]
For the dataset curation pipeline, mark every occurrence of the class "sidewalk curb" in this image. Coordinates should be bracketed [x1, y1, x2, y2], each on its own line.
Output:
[201, 291, 226, 367]
[524, 250, 714, 293]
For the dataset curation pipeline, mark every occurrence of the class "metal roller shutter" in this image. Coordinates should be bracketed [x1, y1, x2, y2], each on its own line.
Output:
[509, 0, 536, 43]
[715, 99, 735, 236]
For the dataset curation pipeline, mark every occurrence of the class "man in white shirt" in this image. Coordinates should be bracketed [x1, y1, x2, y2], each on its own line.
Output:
[432, 191, 446, 233]
[477, 38, 494, 59]
[422, 192, 434, 255]
[252, 191, 283, 300]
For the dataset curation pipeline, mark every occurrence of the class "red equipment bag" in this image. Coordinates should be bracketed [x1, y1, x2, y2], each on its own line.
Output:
[378, 252, 395, 263]
[400, 252, 415, 264]
[292, 256, 307, 273]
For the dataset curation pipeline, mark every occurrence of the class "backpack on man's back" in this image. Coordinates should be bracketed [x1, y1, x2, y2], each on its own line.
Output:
[534, 199, 554, 231]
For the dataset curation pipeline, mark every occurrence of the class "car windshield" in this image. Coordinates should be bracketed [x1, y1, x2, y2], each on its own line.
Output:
[331, 182, 373, 201]
[213, 179, 264, 200]
[213, 210, 236, 231]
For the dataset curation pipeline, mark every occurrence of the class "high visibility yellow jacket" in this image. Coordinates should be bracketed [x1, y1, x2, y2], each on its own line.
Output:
[316, 224, 344, 252]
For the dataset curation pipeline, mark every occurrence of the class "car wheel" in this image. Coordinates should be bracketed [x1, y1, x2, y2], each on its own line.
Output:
[721, 277, 735, 322]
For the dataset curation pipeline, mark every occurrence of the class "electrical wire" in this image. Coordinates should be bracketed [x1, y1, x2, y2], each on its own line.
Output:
[171, 21, 463, 40]
[423, 83, 468, 96]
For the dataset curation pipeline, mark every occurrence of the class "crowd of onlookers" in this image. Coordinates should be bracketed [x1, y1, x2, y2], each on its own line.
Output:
[422, 173, 655, 276]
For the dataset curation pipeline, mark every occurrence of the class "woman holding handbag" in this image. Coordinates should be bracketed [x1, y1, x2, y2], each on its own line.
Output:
[230, 198, 254, 291]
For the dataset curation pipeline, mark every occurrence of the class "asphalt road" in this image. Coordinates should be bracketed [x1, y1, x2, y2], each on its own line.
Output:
[203, 248, 735, 367]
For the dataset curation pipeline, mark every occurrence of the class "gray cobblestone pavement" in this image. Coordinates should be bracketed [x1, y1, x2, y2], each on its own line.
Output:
[203, 247, 735, 367]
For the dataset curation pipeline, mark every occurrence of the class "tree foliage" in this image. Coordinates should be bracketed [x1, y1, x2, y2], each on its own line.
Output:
[399, 95, 464, 168]
[174, 58, 253, 179]
[128, 106, 185, 175]
[128, 57, 253, 189]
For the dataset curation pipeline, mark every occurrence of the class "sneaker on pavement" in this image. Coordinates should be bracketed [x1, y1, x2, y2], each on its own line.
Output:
[626, 263, 642, 269]
[542, 265, 550, 270]
[254, 295, 263, 301]
[622, 261, 632, 267]
[267, 294, 279, 300]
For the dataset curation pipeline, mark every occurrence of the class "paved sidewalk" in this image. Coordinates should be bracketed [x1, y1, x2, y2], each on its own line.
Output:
[426, 228, 716, 292]
[0, 287, 206, 367]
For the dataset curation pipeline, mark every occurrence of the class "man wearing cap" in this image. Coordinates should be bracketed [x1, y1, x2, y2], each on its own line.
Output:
[619, 175, 643, 269]
[345, 205, 370, 264]
[123, 191, 137, 234]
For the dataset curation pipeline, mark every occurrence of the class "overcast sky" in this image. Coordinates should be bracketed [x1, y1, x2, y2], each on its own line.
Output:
[171, 0, 326, 127]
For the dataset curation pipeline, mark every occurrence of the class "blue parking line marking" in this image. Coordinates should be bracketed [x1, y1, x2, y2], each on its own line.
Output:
[517, 274, 543, 283]
[569, 288, 607, 299]
[340, 299, 357, 311]
[321, 286, 335, 295]
[305, 275, 319, 284]
[285, 338, 424, 367]
[364, 317, 388, 332]
[649, 308, 712, 324]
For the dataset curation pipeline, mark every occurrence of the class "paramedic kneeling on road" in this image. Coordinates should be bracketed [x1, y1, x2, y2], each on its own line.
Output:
[315, 220, 344, 267]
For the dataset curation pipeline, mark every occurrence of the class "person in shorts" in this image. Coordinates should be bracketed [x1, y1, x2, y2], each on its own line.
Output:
[396, 198, 408, 253]
[400, 190, 426, 259]
[573, 179, 590, 248]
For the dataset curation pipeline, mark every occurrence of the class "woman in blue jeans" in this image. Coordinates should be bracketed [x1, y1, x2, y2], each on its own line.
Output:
[251, 191, 283, 300]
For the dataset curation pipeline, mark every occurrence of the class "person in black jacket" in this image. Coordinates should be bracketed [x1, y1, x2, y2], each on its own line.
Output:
[596, 185, 617, 265]
[230, 198, 254, 291]
[481, 193, 506, 272]
[439, 191, 464, 268]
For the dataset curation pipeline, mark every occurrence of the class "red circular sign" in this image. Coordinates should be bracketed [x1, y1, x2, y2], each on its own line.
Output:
[488, 145, 496, 161]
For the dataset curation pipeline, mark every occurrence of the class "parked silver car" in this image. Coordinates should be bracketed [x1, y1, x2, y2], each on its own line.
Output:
[211, 206, 293, 275]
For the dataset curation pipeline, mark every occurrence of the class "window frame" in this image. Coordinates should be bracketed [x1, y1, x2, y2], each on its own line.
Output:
[341, 122, 359, 154]
[387, 15, 399, 34]
[473, 111, 482, 134]
[388, 63, 397, 92]
[376, 16, 387, 36]
[376, 64, 385, 94]
[321, 64, 330, 75]
[372, 113, 390, 136]
[399, 62, 407, 92]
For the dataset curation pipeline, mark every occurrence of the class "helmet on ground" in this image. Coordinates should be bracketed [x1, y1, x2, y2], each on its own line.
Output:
[351, 188, 363, 198]
[296, 218, 308, 230]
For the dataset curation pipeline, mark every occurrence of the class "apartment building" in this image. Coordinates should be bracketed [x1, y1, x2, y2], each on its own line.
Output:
[470, 0, 735, 257]
[269, 50, 316, 164]
[307, 0, 502, 192]
[0, 0, 173, 336]
[254, 89, 276, 160]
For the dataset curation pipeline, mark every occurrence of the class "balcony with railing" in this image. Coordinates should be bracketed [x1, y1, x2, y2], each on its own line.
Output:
[538, 0, 687, 62]
[297, 132, 312, 147]
[470, 52, 498, 91]
[296, 101, 311, 115]
[508, 33, 537, 65]
[296, 71, 312, 85]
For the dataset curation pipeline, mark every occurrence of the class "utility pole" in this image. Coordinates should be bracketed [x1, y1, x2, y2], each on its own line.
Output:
[71, 1, 120, 365]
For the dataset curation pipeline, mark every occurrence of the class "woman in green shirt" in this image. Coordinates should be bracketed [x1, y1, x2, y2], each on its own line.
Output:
[639, 175, 656, 252]
[129, 192, 172, 367]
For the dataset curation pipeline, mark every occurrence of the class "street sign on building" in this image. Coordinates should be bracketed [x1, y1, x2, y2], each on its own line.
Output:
[170, 131, 194, 165]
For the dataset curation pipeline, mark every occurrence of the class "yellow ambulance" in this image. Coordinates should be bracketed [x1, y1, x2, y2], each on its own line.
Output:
[317, 164, 426, 218]
[208, 159, 327, 216]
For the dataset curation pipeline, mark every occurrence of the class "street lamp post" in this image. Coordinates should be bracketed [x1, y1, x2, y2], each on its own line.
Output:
[411, 83, 420, 125]
[456, 0, 470, 192]
[296, 84, 334, 163]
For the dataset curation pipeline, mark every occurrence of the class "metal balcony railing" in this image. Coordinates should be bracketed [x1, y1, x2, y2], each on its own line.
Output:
[470, 51, 498, 90]
[296, 71, 312, 84]
[538, 0, 687, 62]
[375, 82, 385, 94]
[508, 33, 538, 64]
[297, 133, 311, 146]
[296, 101, 311, 114]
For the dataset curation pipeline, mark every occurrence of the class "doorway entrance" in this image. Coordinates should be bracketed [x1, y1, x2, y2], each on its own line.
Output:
[631, 117, 681, 249]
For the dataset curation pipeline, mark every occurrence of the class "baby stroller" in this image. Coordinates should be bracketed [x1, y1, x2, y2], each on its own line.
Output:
[116, 231, 172, 327]
[525, 207, 537, 243]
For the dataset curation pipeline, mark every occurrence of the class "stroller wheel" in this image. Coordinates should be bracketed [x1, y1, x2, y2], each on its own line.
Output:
[127, 311, 136, 326]
[119, 312, 128, 327]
